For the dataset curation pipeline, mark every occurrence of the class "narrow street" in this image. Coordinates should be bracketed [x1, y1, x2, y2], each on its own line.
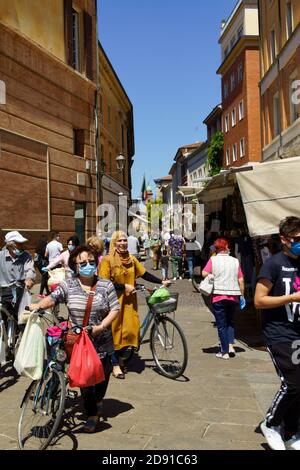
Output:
[0, 263, 278, 451]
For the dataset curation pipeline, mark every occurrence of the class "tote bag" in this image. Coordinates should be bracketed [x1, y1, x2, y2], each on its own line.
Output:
[48, 267, 65, 287]
[68, 330, 105, 388]
[14, 312, 45, 380]
[199, 274, 214, 296]
[17, 289, 32, 325]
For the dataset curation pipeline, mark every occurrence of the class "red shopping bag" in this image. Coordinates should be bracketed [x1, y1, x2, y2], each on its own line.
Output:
[68, 330, 105, 388]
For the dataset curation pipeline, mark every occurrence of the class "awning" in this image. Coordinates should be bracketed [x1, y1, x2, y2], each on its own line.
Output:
[177, 186, 204, 199]
[236, 156, 300, 237]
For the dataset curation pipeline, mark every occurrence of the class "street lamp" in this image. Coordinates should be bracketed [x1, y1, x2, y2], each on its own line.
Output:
[98, 153, 126, 205]
[116, 153, 126, 172]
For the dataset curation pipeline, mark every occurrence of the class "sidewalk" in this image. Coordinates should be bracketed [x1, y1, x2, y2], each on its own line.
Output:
[0, 274, 278, 450]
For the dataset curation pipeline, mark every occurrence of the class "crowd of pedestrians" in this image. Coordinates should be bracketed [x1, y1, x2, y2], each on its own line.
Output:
[1, 219, 300, 450]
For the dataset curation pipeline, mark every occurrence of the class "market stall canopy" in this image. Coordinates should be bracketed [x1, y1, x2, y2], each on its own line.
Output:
[177, 186, 204, 199]
[236, 156, 300, 237]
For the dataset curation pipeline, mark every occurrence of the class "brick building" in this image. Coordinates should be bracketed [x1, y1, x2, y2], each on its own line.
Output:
[0, 1, 135, 248]
[99, 44, 134, 213]
[218, 0, 262, 169]
[258, 0, 300, 161]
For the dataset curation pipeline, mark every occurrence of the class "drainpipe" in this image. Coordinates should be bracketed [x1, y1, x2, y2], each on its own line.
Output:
[277, 0, 284, 159]
[94, 1, 101, 212]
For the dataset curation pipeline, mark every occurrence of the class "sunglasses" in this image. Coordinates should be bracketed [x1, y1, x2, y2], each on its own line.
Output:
[117, 239, 127, 243]
[77, 260, 97, 268]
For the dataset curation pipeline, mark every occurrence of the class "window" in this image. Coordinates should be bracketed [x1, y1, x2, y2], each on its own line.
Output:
[232, 108, 237, 127]
[237, 25, 243, 41]
[226, 148, 230, 166]
[224, 82, 229, 99]
[232, 144, 238, 162]
[73, 129, 85, 157]
[109, 149, 112, 174]
[75, 203, 85, 244]
[224, 115, 229, 133]
[100, 95, 103, 115]
[286, 1, 293, 39]
[72, 9, 80, 71]
[237, 63, 243, 83]
[230, 35, 236, 50]
[270, 29, 277, 64]
[224, 46, 229, 59]
[240, 138, 245, 158]
[231, 73, 236, 92]
[273, 92, 281, 136]
[121, 124, 125, 149]
[108, 105, 111, 125]
[239, 100, 244, 120]
[290, 72, 299, 124]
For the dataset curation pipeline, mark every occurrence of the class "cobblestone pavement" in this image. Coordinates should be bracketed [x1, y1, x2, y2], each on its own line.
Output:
[0, 262, 278, 450]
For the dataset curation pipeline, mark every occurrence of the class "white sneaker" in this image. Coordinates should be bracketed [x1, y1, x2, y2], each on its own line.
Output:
[260, 420, 286, 450]
[215, 352, 229, 360]
[285, 434, 300, 450]
[188, 278, 192, 282]
[179, 276, 183, 280]
[173, 277, 177, 281]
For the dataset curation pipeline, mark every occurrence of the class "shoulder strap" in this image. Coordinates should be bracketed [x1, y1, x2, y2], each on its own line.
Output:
[82, 283, 97, 327]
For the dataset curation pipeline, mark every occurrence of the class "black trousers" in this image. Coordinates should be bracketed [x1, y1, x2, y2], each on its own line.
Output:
[266, 342, 300, 433]
[39, 272, 50, 295]
[80, 354, 112, 417]
[1, 286, 24, 321]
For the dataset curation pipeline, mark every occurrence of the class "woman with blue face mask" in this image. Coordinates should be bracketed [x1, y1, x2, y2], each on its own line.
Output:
[40, 235, 80, 287]
[30, 245, 120, 433]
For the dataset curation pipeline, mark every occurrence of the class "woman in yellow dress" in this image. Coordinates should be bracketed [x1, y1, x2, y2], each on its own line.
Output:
[99, 231, 169, 379]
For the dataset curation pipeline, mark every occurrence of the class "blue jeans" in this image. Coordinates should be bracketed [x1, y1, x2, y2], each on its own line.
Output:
[212, 300, 236, 354]
[162, 267, 168, 280]
[186, 257, 194, 279]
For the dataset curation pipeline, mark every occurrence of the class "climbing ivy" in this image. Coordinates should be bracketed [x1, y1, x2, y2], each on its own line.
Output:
[207, 131, 224, 177]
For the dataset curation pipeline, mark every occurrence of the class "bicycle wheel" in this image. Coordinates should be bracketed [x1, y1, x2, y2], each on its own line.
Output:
[150, 316, 188, 379]
[192, 275, 202, 293]
[18, 367, 66, 450]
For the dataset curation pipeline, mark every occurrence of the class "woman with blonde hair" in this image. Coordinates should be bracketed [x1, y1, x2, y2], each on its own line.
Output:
[99, 231, 169, 379]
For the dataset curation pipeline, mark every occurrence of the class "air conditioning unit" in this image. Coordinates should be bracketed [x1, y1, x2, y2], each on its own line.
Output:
[77, 172, 86, 186]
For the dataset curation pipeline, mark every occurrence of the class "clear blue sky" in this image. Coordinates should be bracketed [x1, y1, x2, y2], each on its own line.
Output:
[98, 0, 232, 198]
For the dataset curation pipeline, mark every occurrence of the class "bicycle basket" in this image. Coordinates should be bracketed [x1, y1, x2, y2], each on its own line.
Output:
[147, 293, 179, 314]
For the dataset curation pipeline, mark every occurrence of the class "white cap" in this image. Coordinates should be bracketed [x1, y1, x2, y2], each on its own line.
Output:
[5, 231, 28, 244]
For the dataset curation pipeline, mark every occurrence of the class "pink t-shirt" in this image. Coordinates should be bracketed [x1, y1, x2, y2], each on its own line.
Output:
[203, 257, 243, 304]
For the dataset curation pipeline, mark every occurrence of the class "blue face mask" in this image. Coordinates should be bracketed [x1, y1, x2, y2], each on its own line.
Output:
[290, 242, 300, 257]
[78, 263, 97, 278]
[68, 245, 75, 252]
[13, 248, 24, 257]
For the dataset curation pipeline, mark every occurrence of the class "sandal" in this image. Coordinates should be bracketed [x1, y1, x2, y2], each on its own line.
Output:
[112, 366, 125, 379]
[82, 417, 98, 433]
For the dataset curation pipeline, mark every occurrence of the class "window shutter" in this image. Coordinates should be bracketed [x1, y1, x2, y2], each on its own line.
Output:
[64, 0, 73, 66]
[84, 11, 94, 81]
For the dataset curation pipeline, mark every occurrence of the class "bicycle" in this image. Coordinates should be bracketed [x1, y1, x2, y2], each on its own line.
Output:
[0, 282, 27, 364]
[18, 308, 79, 450]
[119, 285, 188, 379]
